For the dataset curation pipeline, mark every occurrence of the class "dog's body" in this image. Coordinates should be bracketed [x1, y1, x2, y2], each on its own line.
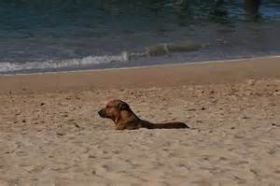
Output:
[98, 100, 189, 130]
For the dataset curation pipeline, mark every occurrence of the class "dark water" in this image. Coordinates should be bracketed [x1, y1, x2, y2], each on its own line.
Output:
[0, 0, 280, 74]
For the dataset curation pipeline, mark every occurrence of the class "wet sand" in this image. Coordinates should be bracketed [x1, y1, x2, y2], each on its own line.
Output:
[0, 57, 280, 185]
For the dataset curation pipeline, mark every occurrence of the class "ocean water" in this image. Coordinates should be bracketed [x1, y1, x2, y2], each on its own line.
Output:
[0, 0, 280, 74]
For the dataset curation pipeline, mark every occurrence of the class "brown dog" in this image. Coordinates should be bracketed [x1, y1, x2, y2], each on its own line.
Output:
[98, 100, 189, 130]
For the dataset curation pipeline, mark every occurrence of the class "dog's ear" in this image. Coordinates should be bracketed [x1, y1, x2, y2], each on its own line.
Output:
[118, 102, 130, 111]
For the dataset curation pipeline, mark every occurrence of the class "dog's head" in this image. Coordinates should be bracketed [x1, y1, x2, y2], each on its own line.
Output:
[98, 100, 131, 120]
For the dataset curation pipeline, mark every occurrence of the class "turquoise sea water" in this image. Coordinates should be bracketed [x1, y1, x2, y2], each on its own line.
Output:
[0, 0, 280, 74]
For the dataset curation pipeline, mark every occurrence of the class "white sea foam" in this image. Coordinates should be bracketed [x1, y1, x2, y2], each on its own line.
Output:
[0, 54, 129, 73]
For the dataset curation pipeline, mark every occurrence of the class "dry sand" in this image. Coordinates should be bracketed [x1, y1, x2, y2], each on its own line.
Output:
[0, 57, 280, 186]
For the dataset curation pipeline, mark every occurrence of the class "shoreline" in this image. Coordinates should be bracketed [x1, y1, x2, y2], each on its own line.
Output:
[2, 55, 280, 77]
[0, 55, 280, 94]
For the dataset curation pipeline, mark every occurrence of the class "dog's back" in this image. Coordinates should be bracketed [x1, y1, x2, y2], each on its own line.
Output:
[140, 120, 189, 129]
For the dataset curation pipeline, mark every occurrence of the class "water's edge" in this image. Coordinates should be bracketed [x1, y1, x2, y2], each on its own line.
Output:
[2, 55, 280, 77]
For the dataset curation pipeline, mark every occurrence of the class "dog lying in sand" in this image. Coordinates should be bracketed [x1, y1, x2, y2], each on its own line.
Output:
[98, 99, 189, 130]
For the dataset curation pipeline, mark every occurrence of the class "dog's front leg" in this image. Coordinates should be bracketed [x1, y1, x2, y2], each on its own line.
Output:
[115, 123, 126, 130]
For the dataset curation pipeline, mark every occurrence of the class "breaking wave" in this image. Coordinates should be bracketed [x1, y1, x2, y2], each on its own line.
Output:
[0, 54, 129, 74]
[0, 42, 206, 74]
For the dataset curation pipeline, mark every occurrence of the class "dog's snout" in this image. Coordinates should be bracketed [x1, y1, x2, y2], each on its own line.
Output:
[98, 109, 102, 115]
[98, 109, 105, 117]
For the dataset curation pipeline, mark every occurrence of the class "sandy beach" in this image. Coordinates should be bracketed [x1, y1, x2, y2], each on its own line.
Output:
[1, 57, 280, 186]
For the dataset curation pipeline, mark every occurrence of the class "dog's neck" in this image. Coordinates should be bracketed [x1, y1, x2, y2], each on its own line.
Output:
[113, 110, 139, 124]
